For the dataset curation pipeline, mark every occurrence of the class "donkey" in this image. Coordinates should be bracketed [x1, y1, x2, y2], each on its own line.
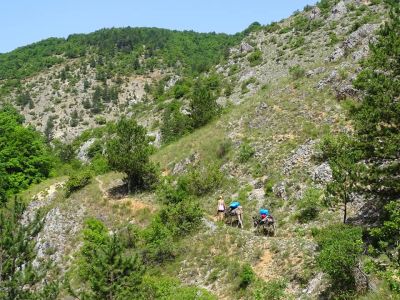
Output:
[225, 206, 243, 228]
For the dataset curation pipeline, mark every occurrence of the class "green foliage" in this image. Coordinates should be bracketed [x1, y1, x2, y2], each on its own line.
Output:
[190, 76, 221, 129]
[142, 216, 176, 264]
[106, 117, 158, 192]
[184, 164, 224, 197]
[140, 275, 216, 299]
[369, 200, 400, 263]
[314, 224, 363, 290]
[321, 134, 363, 223]
[65, 170, 92, 197]
[317, 0, 340, 16]
[239, 263, 255, 288]
[328, 32, 340, 46]
[160, 100, 192, 144]
[350, 2, 400, 201]
[289, 65, 306, 80]
[253, 279, 287, 300]
[295, 188, 324, 223]
[0, 197, 59, 299]
[0, 28, 242, 87]
[247, 49, 263, 66]
[73, 218, 144, 299]
[0, 106, 53, 199]
[238, 141, 255, 163]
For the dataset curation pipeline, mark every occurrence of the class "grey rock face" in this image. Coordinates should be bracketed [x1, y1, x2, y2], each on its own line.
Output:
[317, 70, 341, 89]
[240, 42, 254, 53]
[172, 152, 200, 175]
[283, 140, 318, 175]
[306, 67, 326, 77]
[328, 24, 380, 62]
[77, 138, 96, 163]
[273, 181, 288, 200]
[302, 272, 329, 298]
[33, 205, 85, 269]
[312, 162, 333, 184]
[335, 84, 360, 100]
[308, 6, 322, 20]
[328, 1, 348, 21]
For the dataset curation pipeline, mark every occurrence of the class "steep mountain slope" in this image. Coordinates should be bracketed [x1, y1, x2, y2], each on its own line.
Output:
[2, 0, 397, 299]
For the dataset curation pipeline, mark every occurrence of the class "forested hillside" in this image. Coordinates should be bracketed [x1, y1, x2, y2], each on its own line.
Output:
[0, 0, 399, 299]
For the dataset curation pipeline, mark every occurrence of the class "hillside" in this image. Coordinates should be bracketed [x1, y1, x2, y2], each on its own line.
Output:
[1, 0, 399, 299]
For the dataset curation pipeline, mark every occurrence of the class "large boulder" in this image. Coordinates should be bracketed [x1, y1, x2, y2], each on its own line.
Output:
[312, 162, 333, 184]
[240, 42, 254, 53]
[273, 181, 288, 200]
[328, 1, 348, 21]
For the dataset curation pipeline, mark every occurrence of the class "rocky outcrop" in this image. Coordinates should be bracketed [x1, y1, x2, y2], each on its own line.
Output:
[302, 272, 329, 299]
[172, 152, 200, 174]
[273, 181, 288, 200]
[328, 23, 380, 62]
[307, 7, 322, 20]
[328, 1, 348, 21]
[283, 140, 318, 175]
[33, 205, 85, 268]
[240, 42, 254, 53]
[312, 162, 333, 184]
[77, 138, 96, 163]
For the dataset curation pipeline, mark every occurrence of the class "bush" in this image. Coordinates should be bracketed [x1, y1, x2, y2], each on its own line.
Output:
[238, 142, 255, 163]
[289, 65, 306, 80]
[106, 117, 158, 193]
[253, 279, 287, 300]
[314, 224, 363, 290]
[295, 188, 323, 223]
[239, 264, 255, 288]
[247, 50, 263, 66]
[65, 170, 92, 197]
[142, 216, 176, 264]
[185, 164, 224, 196]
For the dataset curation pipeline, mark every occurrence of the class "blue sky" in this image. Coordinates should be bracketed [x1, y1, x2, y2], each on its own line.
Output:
[1, 0, 316, 53]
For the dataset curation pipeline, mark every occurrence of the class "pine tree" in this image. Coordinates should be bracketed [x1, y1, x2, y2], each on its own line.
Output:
[190, 78, 219, 129]
[350, 2, 399, 205]
[106, 117, 158, 193]
[71, 218, 145, 299]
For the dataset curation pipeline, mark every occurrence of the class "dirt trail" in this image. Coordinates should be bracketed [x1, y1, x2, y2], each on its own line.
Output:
[95, 176, 157, 214]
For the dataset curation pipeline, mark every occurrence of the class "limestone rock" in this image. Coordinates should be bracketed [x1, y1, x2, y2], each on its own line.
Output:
[283, 140, 318, 175]
[302, 272, 329, 298]
[312, 162, 333, 184]
[308, 7, 322, 20]
[172, 152, 200, 175]
[273, 181, 288, 200]
[328, 1, 348, 21]
[77, 138, 96, 163]
[240, 42, 254, 53]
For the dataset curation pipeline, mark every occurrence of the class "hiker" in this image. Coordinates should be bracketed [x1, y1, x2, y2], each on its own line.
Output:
[217, 195, 226, 221]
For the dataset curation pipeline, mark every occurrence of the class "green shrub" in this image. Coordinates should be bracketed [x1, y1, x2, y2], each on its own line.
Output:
[185, 164, 224, 197]
[238, 142, 255, 163]
[65, 170, 92, 197]
[239, 264, 255, 288]
[142, 216, 177, 264]
[159, 197, 203, 237]
[314, 224, 363, 291]
[253, 279, 287, 300]
[289, 65, 306, 80]
[247, 50, 263, 67]
[295, 188, 323, 223]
